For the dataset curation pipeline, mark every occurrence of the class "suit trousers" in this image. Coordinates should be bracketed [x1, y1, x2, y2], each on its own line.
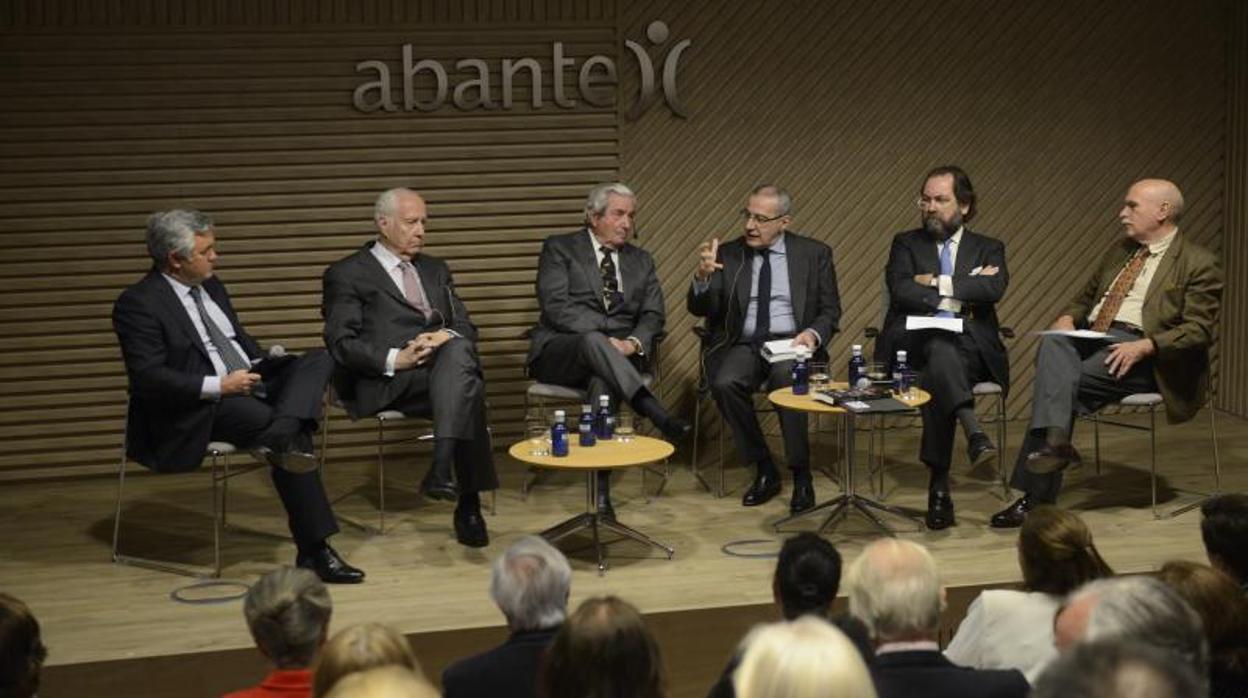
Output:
[707, 342, 809, 471]
[530, 331, 649, 408]
[1008, 330, 1158, 502]
[210, 349, 339, 549]
[381, 338, 498, 493]
[915, 331, 993, 476]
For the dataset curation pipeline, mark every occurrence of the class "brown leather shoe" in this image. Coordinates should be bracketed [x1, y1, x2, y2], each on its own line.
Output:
[1024, 443, 1082, 474]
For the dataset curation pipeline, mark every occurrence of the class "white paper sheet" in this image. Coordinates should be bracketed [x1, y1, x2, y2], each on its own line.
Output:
[905, 315, 964, 333]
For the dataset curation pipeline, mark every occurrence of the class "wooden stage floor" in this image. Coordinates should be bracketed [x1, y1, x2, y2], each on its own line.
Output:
[1, 410, 1242, 694]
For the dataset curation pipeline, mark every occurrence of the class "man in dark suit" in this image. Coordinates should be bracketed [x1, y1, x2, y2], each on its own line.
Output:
[991, 179, 1223, 527]
[846, 538, 1029, 698]
[322, 188, 497, 547]
[441, 535, 570, 698]
[879, 166, 1009, 530]
[688, 185, 841, 514]
[527, 182, 690, 515]
[112, 209, 363, 583]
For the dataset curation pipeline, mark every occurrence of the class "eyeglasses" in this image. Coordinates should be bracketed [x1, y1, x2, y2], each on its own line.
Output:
[916, 195, 956, 209]
[740, 209, 786, 225]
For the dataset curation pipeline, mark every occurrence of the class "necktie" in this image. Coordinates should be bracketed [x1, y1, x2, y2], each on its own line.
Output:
[190, 286, 251, 374]
[1090, 246, 1151, 332]
[936, 239, 955, 318]
[400, 261, 433, 317]
[599, 245, 620, 311]
[754, 248, 772, 344]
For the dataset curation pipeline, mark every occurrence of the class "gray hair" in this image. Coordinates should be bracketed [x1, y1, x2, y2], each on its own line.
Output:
[1032, 639, 1205, 698]
[583, 182, 635, 222]
[146, 209, 213, 266]
[490, 535, 572, 632]
[244, 567, 333, 669]
[374, 187, 419, 221]
[733, 616, 877, 698]
[750, 184, 792, 216]
[1073, 576, 1208, 675]
[845, 539, 943, 641]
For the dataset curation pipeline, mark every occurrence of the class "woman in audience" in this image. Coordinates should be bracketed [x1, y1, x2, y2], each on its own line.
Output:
[945, 505, 1113, 682]
[0, 593, 47, 698]
[541, 595, 665, 698]
[323, 666, 439, 698]
[1158, 560, 1248, 698]
[732, 616, 877, 698]
[312, 623, 423, 698]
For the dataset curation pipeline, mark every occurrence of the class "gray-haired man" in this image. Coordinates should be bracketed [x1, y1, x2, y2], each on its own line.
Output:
[441, 536, 572, 698]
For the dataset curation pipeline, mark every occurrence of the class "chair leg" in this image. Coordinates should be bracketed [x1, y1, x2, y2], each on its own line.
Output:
[112, 443, 128, 564]
[211, 451, 225, 579]
[1211, 404, 1222, 493]
[1093, 412, 1102, 474]
[717, 418, 726, 498]
[997, 393, 1009, 499]
[1149, 406, 1159, 519]
[691, 397, 703, 486]
[377, 416, 387, 534]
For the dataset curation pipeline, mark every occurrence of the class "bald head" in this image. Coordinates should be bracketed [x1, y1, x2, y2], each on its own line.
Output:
[1119, 179, 1183, 243]
[846, 539, 945, 642]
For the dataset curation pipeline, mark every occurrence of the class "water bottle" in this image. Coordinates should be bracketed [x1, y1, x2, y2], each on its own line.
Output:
[595, 395, 615, 440]
[893, 350, 911, 395]
[792, 347, 810, 395]
[551, 410, 569, 457]
[578, 404, 596, 447]
[848, 344, 867, 389]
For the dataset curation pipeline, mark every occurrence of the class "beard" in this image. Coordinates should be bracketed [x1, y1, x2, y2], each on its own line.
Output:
[922, 211, 962, 240]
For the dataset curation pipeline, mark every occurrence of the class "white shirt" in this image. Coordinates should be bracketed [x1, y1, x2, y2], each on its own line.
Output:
[1087, 230, 1177, 328]
[935, 228, 964, 314]
[944, 589, 1061, 684]
[162, 273, 250, 401]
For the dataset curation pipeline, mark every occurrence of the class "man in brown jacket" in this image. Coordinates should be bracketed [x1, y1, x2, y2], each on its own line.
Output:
[991, 179, 1223, 527]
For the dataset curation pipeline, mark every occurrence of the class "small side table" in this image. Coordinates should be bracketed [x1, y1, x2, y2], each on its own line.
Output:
[508, 435, 675, 574]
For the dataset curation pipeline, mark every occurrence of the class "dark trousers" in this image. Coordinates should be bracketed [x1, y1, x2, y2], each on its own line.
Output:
[530, 331, 650, 408]
[210, 349, 338, 549]
[1008, 330, 1158, 502]
[914, 331, 994, 479]
[382, 337, 498, 493]
[707, 342, 809, 471]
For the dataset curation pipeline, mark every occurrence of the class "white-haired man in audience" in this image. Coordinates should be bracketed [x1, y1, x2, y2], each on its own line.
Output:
[1052, 576, 1208, 682]
[1031, 639, 1204, 698]
[225, 567, 332, 698]
[441, 535, 572, 698]
[845, 538, 1029, 698]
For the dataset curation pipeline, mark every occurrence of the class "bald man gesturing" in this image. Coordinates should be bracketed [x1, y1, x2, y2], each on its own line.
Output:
[991, 179, 1223, 527]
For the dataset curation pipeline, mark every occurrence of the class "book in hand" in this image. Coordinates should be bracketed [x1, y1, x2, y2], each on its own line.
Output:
[812, 386, 914, 413]
[760, 338, 798, 363]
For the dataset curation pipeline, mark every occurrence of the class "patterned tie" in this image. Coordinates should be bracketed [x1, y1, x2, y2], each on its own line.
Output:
[754, 248, 772, 344]
[599, 245, 621, 311]
[1090, 246, 1151, 332]
[936, 239, 955, 318]
[190, 286, 251, 373]
[400, 261, 433, 317]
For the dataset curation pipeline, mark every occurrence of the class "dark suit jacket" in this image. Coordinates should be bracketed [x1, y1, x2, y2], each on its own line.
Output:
[526, 229, 665, 367]
[112, 270, 264, 472]
[872, 650, 1029, 698]
[1062, 233, 1222, 424]
[685, 232, 841, 360]
[878, 228, 1009, 391]
[322, 242, 477, 418]
[441, 626, 559, 698]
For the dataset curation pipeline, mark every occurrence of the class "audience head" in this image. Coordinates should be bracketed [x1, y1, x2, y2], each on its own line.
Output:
[772, 533, 842, 620]
[845, 538, 944, 643]
[1200, 494, 1248, 586]
[313, 623, 421, 698]
[1053, 576, 1207, 675]
[542, 595, 664, 698]
[1158, 559, 1248, 674]
[732, 616, 877, 698]
[491, 535, 572, 632]
[0, 593, 47, 698]
[1031, 639, 1204, 698]
[1018, 506, 1114, 595]
[244, 567, 333, 670]
[323, 665, 439, 698]
[146, 209, 217, 284]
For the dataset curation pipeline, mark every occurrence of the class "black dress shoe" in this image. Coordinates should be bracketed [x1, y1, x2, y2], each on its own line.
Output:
[420, 469, 460, 501]
[990, 496, 1035, 529]
[296, 544, 365, 584]
[967, 432, 997, 466]
[1025, 443, 1082, 474]
[742, 472, 782, 507]
[790, 478, 815, 514]
[454, 507, 489, 548]
[661, 417, 693, 444]
[925, 490, 956, 530]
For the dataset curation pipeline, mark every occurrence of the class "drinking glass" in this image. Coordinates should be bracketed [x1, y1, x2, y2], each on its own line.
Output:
[865, 361, 889, 387]
[809, 362, 830, 392]
[526, 424, 551, 456]
[615, 411, 636, 442]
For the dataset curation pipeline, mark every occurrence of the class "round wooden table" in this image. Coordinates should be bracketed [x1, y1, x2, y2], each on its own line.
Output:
[768, 384, 931, 536]
[508, 435, 675, 574]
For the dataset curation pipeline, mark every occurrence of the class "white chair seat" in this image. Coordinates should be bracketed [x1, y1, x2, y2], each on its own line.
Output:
[205, 441, 237, 455]
[1120, 393, 1163, 407]
[972, 382, 1003, 396]
[375, 410, 409, 421]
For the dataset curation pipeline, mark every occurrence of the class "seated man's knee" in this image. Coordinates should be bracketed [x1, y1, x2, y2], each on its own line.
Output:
[710, 367, 750, 398]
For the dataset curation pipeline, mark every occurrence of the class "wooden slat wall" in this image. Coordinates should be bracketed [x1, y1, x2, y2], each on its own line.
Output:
[617, 0, 1234, 428]
[0, 0, 619, 480]
[1220, 0, 1248, 417]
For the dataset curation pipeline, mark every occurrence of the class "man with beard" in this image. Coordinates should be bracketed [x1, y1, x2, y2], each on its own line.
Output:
[990, 179, 1222, 527]
[877, 166, 1009, 530]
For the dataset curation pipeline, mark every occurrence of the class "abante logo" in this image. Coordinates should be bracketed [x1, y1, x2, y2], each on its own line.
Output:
[352, 21, 691, 119]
